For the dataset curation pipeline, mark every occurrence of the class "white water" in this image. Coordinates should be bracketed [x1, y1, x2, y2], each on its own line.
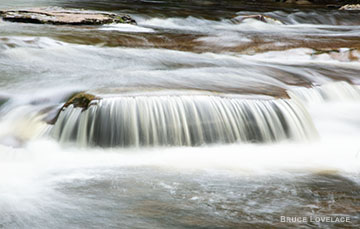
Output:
[51, 95, 316, 147]
[1, 3, 360, 227]
[1, 85, 360, 227]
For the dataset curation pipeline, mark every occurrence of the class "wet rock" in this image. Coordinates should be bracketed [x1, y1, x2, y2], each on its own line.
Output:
[326, 4, 339, 9]
[0, 7, 136, 25]
[46, 92, 99, 125]
[311, 48, 360, 62]
[232, 15, 283, 25]
[339, 4, 360, 10]
[63, 92, 98, 109]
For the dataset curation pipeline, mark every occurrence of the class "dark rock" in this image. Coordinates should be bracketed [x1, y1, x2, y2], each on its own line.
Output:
[0, 7, 136, 25]
[64, 92, 98, 109]
[326, 4, 340, 9]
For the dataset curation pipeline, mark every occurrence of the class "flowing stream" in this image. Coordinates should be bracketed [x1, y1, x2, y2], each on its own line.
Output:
[1, 0, 360, 228]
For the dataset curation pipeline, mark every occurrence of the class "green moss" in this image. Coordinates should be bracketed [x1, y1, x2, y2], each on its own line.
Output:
[115, 16, 125, 23]
[114, 15, 136, 24]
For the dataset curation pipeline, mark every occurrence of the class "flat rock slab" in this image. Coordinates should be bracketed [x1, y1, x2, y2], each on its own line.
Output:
[0, 7, 136, 25]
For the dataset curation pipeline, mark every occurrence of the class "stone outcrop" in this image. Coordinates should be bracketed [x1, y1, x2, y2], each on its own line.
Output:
[339, 4, 360, 10]
[63, 92, 98, 109]
[0, 7, 136, 25]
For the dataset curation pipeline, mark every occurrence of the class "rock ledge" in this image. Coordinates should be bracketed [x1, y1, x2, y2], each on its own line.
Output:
[0, 7, 136, 25]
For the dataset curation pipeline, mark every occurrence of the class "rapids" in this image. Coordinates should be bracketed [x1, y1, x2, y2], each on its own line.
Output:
[0, 0, 360, 228]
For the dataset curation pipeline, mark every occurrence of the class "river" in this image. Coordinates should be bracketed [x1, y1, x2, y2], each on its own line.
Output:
[0, 0, 360, 228]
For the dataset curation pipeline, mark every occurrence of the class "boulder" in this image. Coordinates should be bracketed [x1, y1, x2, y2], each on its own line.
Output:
[339, 4, 360, 10]
[0, 7, 136, 25]
[63, 92, 98, 109]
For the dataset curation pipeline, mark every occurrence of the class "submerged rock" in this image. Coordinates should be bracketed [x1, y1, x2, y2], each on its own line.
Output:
[339, 4, 360, 10]
[0, 7, 136, 25]
[232, 15, 283, 25]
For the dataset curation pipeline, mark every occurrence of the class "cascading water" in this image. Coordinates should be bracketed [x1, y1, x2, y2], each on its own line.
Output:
[1, 0, 360, 228]
[288, 81, 360, 103]
[51, 95, 317, 147]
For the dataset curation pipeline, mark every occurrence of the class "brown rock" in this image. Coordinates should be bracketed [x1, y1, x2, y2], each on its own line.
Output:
[0, 7, 136, 25]
[311, 48, 360, 62]
[63, 92, 98, 109]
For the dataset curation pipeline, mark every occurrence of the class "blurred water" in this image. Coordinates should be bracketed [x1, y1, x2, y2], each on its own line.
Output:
[1, 0, 360, 228]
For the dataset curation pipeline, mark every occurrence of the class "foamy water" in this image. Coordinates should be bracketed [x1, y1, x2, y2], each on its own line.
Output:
[1, 0, 360, 227]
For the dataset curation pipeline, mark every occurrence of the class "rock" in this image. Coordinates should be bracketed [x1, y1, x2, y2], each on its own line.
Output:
[326, 4, 339, 9]
[46, 92, 99, 125]
[0, 7, 136, 25]
[311, 48, 360, 62]
[63, 92, 98, 109]
[339, 4, 360, 11]
[232, 15, 284, 25]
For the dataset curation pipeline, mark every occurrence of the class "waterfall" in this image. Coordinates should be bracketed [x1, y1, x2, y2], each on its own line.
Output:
[288, 81, 360, 104]
[50, 95, 317, 147]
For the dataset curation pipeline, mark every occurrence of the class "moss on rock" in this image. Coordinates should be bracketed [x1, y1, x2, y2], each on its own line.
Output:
[64, 92, 98, 109]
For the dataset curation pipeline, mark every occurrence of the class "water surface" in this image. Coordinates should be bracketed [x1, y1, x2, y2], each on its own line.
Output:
[0, 0, 360, 228]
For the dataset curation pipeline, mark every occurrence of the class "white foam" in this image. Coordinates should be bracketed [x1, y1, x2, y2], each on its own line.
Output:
[99, 23, 155, 33]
